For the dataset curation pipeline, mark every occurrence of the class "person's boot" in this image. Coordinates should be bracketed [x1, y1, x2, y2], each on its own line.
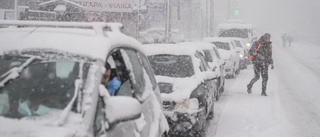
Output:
[247, 84, 252, 94]
[261, 91, 268, 96]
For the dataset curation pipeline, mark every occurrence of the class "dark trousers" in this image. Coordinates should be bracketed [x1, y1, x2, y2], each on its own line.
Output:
[248, 64, 269, 93]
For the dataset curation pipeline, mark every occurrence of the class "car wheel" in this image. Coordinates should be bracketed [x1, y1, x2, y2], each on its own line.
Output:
[161, 131, 168, 137]
[194, 121, 207, 137]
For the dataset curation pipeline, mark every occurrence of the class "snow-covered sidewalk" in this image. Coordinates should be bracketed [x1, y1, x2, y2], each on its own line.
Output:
[207, 41, 320, 137]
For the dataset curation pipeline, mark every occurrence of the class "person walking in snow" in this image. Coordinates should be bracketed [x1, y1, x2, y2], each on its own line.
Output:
[247, 33, 274, 96]
[281, 33, 288, 47]
[287, 34, 293, 47]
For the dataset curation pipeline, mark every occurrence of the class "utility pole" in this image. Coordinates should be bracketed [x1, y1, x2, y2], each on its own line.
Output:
[14, 0, 18, 20]
[136, 0, 140, 39]
[165, 0, 171, 43]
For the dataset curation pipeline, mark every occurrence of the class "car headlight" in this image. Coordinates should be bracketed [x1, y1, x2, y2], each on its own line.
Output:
[240, 54, 244, 58]
[246, 43, 250, 47]
[175, 98, 199, 110]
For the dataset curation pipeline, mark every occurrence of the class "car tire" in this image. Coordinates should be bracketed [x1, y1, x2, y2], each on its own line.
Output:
[194, 121, 207, 137]
[161, 131, 168, 137]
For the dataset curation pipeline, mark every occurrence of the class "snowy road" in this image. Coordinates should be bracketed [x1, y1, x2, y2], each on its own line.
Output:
[207, 41, 320, 137]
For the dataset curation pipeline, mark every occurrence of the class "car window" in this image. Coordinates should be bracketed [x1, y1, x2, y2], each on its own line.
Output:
[203, 50, 213, 62]
[148, 55, 194, 78]
[122, 49, 145, 98]
[218, 28, 248, 38]
[234, 40, 243, 48]
[196, 52, 208, 72]
[93, 97, 106, 136]
[210, 50, 219, 60]
[213, 42, 230, 50]
[0, 60, 85, 118]
[106, 49, 133, 97]
[137, 52, 157, 90]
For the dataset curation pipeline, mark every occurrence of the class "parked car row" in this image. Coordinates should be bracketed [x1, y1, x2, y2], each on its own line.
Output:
[0, 20, 250, 137]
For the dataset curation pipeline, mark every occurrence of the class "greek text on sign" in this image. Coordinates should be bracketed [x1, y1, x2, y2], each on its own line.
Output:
[72, 0, 135, 12]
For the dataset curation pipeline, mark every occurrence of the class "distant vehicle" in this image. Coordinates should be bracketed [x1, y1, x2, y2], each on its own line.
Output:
[145, 44, 217, 137]
[0, 20, 168, 137]
[179, 42, 226, 100]
[203, 37, 241, 78]
[217, 21, 257, 48]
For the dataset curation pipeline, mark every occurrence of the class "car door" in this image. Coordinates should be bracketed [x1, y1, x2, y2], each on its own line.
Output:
[94, 47, 157, 137]
[211, 48, 225, 88]
[196, 52, 215, 115]
[120, 48, 158, 137]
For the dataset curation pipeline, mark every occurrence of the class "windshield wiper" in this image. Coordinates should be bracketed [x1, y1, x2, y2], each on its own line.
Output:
[0, 57, 37, 89]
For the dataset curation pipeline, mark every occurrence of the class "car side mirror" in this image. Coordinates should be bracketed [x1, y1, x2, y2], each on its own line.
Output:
[105, 96, 142, 129]
[101, 84, 142, 130]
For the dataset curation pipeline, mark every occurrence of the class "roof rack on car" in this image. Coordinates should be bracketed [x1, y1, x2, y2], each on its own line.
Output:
[0, 20, 123, 36]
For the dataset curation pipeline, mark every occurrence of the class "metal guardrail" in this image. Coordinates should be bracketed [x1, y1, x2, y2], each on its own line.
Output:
[0, 20, 124, 36]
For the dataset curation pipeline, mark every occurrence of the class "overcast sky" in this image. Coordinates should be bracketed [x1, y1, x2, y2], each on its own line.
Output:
[239, 0, 320, 37]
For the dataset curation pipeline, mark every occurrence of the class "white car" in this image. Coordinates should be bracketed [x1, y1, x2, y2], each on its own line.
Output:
[0, 21, 168, 137]
[144, 44, 217, 137]
[178, 42, 226, 100]
[224, 37, 250, 70]
[203, 37, 241, 78]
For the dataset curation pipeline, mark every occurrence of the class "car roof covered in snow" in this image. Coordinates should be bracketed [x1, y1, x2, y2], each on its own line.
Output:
[143, 43, 203, 56]
[202, 37, 233, 43]
[218, 23, 254, 30]
[0, 20, 143, 61]
[178, 42, 218, 51]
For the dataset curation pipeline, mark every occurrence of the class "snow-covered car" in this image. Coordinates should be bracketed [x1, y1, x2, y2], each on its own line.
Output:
[226, 37, 250, 70]
[144, 44, 218, 137]
[203, 37, 241, 78]
[217, 21, 258, 48]
[0, 20, 168, 137]
[178, 42, 226, 100]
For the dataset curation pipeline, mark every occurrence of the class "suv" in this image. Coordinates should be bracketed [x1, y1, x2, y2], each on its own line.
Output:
[0, 21, 168, 137]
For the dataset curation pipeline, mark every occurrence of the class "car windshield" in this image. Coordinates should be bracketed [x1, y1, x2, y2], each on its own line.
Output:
[0, 56, 30, 79]
[213, 42, 231, 50]
[0, 56, 83, 118]
[218, 28, 249, 38]
[148, 55, 194, 78]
